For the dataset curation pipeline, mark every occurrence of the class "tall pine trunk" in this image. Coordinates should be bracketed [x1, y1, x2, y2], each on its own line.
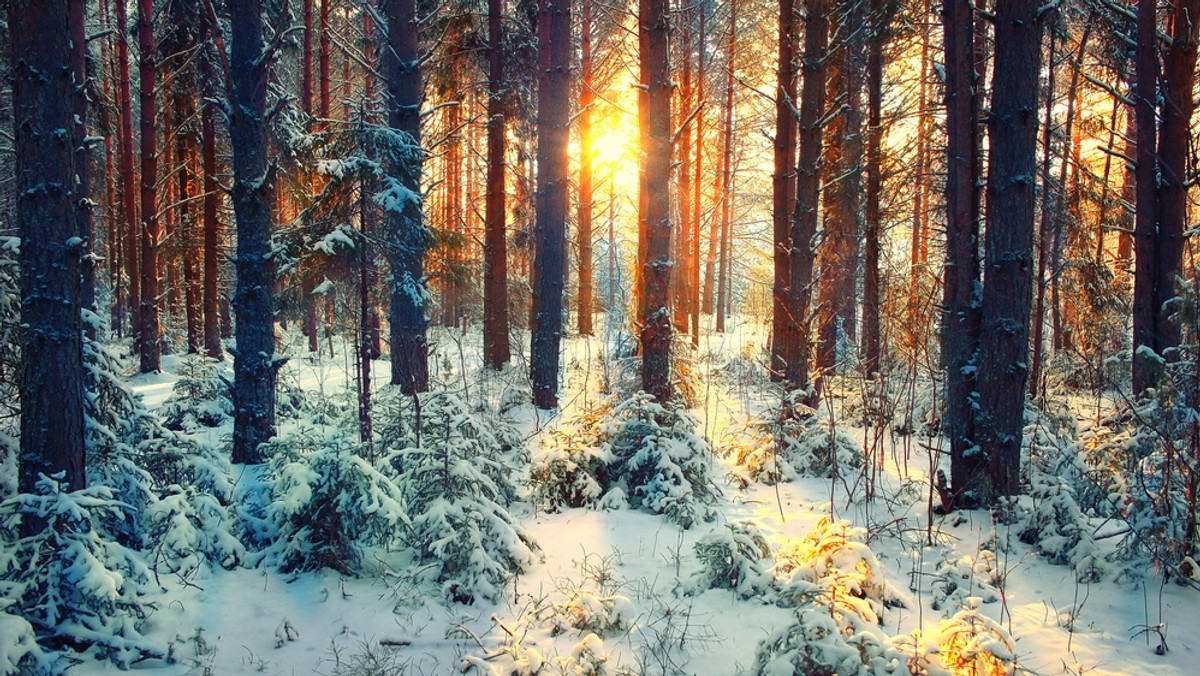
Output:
[942, 0, 982, 503]
[531, 0, 572, 408]
[13, 0, 87, 498]
[861, 0, 889, 377]
[788, 0, 827, 396]
[771, 0, 798, 381]
[973, 0, 1044, 503]
[640, 0, 672, 402]
[1132, 0, 1159, 394]
[138, 0, 161, 373]
[116, 0, 141, 353]
[483, 0, 511, 366]
[229, 0, 278, 464]
[385, 0, 430, 394]
[201, 8, 223, 360]
[710, 0, 736, 326]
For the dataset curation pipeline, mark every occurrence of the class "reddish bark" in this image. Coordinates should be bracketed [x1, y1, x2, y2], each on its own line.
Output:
[138, 0, 161, 373]
[639, 0, 672, 402]
[771, 0, 798, 380]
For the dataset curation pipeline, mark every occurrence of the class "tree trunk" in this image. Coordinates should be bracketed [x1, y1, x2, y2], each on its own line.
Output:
[117, 0, 141, 353]
[973, 0, 1044, 503]
[138, 0, 161, 373]
[861, 0, 889, 377]
[13, 0, 87, 499]
[385, 0, 430, 395]
[788, 0, 826, 397]
[483, 0, 512, 366]
[816, 0, 865, 394]
[771, 0, 798, 381]
[180, 97, 203, 354]
[530, 0, 572, 408]
[690, 8, 705, 346]
[675, 11, 692, 334]
[576, 4, 594, 337]
[639, 0, 672, 403]
[229, 0, 278, 464]
[1132, 0, 1159, 394]
[201, 8, 223, 360]
[1154, 0, 1200, 366]
[942, 0, 982, 504]
[70, 0, 94, 342]
[1029, 27, 1057, 399]
[711, 0, 737, 327]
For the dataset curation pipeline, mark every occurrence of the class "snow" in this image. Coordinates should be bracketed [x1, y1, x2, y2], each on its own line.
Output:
[6, 318, 1190, 675]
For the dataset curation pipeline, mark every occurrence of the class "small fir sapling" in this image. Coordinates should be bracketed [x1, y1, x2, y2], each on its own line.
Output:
[377, 389, 537, 603]
[257, 428, 409, 575]
[689, 521, 773, 598]
[0, 474, 163, 667]
[730, 392, 864, 485]
[529, 404, 612, 511]
[159, 355, 232, 431]
[599, 392, 720, 528]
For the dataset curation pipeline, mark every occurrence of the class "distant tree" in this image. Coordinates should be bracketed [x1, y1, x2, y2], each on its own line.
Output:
[530, 0, 572, 408]
[12, 0, 87, 499]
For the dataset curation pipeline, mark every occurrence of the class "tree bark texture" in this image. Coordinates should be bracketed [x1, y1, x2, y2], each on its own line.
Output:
[639, 0, 672, 403]
[229, 0, 278, 464]
[941, 0, 982, 503]
[973, 0, 1044, 503]
[138, 0, 161, 373]
[788, 0, 826, 397]
[13, 0, 87, 496]
[484, 0, 512, 366]
[531, 0, 572, 408]
[771, 0, 798, 381]
[385, 0, 430, 395]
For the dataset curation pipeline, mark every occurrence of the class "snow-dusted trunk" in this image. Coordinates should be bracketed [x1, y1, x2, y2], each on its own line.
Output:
[483, 0, 511, 366]
[639, 0, 672, 403]
[137, 0, 161, 373]
[531, 0, 572, 409]
[973, 0, 1044, 503]
[771, 0, 798, 381]
[384, 0, 429, 395]
[815, 0, 865, 396]
[941, 0, 981, 504]
[70, 0, 95, 341]
[229, 0, 278, 464]
[13, 0, 87, 500]
[787, 0, 826, 397]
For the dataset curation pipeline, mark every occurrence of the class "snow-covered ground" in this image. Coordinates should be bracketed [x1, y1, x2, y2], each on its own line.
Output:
[58, 320, 1199, 675]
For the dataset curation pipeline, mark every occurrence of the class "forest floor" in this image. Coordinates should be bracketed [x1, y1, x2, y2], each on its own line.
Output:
[68, 318, 1199, 675]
